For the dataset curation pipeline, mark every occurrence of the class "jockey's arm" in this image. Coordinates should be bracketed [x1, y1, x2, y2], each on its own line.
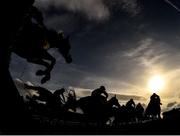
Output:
[61, 93, 66, 103]
[132, 101, 136, 107]
[103, 90, 108, 98]
[31, 6, 44, 26]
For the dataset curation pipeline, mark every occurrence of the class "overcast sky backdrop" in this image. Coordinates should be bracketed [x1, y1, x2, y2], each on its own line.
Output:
[10, 0, 180, 110]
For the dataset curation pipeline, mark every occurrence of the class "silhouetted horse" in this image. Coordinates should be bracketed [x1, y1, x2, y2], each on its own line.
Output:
[125, 100, 136, 122]
[145, 98, 161, 119]
[13, 22, 72, 83]
[163, 108, 180, 121]
[113, 105, 127, 125]
[65, 96, 120, 125]
[63, 89, 77, 112]
[25, 84, 53, 104]
[66, 95, 120, 126]
[113, 104, 136, 125]
[135, 103, 144, 122]
[25, 85, 66, 114]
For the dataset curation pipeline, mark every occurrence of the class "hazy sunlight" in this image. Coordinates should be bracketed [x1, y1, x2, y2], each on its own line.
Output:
[148, 75, 165, 93]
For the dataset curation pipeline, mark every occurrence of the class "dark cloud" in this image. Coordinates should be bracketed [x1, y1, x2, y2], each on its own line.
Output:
[177, 103, 180, 108]
[167, 102, 177, 108]
[105, 0, 142, 17]
[35, 0, 110, 21]
[35, 0, 141, 22]
[109, 93, 145, 101]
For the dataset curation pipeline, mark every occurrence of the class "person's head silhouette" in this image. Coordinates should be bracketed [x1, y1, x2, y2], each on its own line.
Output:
[100, 86, 105, 90]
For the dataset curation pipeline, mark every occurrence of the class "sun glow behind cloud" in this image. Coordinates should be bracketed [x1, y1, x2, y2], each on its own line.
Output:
[148, 75, 165, 94]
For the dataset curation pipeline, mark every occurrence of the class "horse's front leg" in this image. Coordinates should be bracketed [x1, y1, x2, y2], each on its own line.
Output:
[45, 56, 56, 75]
[27, 58, 51, 84]
[37, 52, 56, 84]
[39, 52, 56, 74]
[27, 58, 50, 73]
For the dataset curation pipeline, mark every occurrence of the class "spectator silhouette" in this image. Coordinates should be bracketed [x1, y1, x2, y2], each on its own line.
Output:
[91, 86, 108, 99]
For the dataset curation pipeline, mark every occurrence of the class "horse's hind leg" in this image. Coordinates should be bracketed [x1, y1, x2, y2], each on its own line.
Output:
[38, 53, 56, 84]
[43, 54, 56, 74]
[27, 58, 51, 83]
[41, 73, 50, 84]
[43, 55, 55, 72]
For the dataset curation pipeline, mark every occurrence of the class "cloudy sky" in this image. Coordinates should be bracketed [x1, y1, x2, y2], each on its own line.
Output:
[10, 0, 180, 110]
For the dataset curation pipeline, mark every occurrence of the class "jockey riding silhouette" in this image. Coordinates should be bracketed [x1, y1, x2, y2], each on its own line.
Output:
[53, 88, 66, 105]
[150, 93, 162, 105]
[126, 98, 136, 108]
[68, 89, 76, 102]
[13, 0, 72, 84]
[125, 98, 136, 122]
[145, 93, 162, 119]
[65, 89, 77, 112]
[91, 86, 108, 99]
[91, 86, 108, 106]
[23, 0, 44, 27]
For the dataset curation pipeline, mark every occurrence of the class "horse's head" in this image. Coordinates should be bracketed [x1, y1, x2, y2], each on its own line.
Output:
[56, 32, 72, 63]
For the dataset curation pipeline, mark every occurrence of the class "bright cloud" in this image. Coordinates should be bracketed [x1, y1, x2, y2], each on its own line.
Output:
[35, 0, 110, 21]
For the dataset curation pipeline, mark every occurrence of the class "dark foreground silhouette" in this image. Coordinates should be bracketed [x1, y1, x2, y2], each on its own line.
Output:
[10, 84, 180, 134]
[1, 0, 72, 134]
[13, 21, 72, 84]
[12, 1, 72, 84]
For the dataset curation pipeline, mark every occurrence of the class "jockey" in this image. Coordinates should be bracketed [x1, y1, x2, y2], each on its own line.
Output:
[126, 98, 136, 108]
[53, 88, 66, 104]
[22, 0, 44, 26]
[68, 89, 76, 101]
[150, 93, 162, 105]
[91, 86, 108, 99]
